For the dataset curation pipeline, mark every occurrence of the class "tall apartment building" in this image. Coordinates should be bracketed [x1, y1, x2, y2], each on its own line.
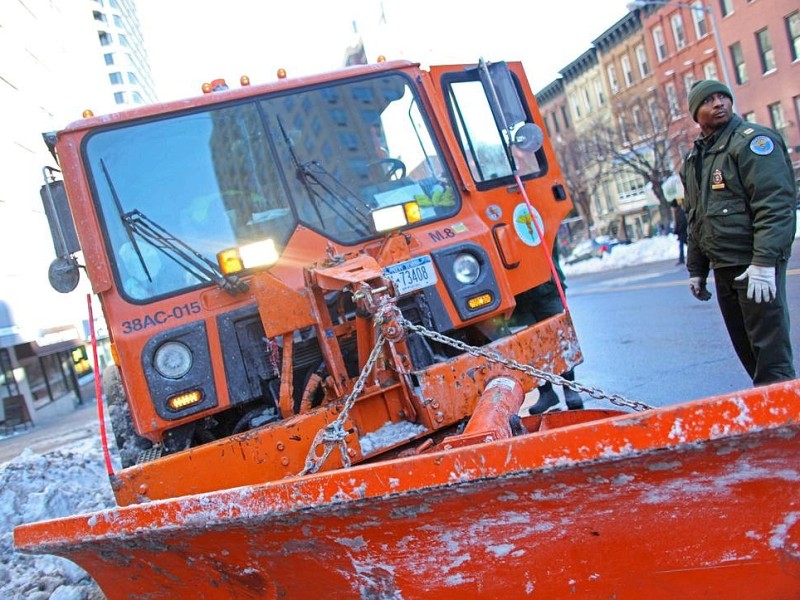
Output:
[537, 0, 800, 243]
[91, 0, 157, 109]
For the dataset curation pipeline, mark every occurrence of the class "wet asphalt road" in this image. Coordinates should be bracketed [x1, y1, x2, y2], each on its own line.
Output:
[566, 238, 800, 408]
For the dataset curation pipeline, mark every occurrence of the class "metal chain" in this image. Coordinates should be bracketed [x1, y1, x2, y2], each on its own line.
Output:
[299, 305, 652, 475]
[299, 328, 387, 476]
[398, 317, 653, 412]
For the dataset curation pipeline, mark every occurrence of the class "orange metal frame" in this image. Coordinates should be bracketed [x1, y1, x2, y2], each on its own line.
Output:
[16, 381, 800, 598]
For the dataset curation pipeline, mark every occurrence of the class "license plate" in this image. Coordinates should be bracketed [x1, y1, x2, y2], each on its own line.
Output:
[384, 256, 438, 295]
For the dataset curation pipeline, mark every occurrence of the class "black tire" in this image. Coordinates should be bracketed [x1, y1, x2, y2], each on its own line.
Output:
[102, 364, 153, 468]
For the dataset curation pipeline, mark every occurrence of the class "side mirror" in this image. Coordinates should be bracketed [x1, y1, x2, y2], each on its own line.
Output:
[40, 178, 80, 258]
[48, 257, 80, 293]
[478, 60, 527, 133]
[514, 123, 544, 153]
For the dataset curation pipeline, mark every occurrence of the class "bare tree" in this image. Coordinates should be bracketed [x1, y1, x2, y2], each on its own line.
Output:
[583, 89, 694, 229]
[552, 136, 602, 229]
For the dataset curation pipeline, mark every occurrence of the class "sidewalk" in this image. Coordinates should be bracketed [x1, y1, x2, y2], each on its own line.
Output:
[0, 400, 101, 463]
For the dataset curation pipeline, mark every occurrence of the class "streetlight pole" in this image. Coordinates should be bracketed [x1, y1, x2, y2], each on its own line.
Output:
[628, 0, 735, 109]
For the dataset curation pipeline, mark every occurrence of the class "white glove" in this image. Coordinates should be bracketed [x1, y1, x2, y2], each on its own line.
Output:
[689, 277, 712, 301]
[734, 265, 776, 303]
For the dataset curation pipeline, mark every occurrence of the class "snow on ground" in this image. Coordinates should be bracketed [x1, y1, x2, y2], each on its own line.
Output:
[0, 438, 113, 599]
[562, 234, 678, 277]
[0, 213, 796, 598]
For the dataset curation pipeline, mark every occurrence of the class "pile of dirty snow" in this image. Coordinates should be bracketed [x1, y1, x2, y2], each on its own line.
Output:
[0, 438, 114, 599]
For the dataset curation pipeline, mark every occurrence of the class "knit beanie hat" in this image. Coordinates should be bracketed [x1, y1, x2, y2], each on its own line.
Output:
[688, 80, 732, 121]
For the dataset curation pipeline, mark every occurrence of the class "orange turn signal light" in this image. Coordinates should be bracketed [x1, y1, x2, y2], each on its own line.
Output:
[277, 68, 287, 79]
[82, 109, 94, 118]
[467, 293, 493, 310]
[168, 390, 203, 411]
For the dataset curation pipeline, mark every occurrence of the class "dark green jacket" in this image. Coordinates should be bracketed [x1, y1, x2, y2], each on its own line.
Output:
[680, 114, 797, 278]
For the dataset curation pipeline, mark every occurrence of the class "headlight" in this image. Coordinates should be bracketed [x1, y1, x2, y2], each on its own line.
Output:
[154, 341, 193, 379]
[453, 253, 480, 284]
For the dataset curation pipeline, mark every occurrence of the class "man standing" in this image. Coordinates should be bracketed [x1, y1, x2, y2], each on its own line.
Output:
[671, 199, 688, 265]
[680, 80, 797, 385]
[511, 236, 585, 414]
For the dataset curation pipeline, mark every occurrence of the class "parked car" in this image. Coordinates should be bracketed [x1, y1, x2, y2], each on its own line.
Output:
[565, 236, 622, 265]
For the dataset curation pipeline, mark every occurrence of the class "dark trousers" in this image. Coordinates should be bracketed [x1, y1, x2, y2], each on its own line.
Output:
[713, 263, 795, 385]
[515, 283, 573, 391]
[677, 240, 685, 264]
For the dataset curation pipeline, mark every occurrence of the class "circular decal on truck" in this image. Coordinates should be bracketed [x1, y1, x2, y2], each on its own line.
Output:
[512, 202, 544, 247]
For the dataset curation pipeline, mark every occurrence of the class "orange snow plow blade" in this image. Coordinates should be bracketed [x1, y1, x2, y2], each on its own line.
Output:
[15, 380, 800, 599]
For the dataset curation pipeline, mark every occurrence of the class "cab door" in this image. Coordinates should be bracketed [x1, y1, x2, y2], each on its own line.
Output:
[424, 61, 572, 295]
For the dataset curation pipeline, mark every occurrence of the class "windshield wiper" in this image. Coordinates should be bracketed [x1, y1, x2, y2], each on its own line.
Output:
[124, 210, 248, 295]
[100, 159, 247, 296]
[276, 118, 373, 235]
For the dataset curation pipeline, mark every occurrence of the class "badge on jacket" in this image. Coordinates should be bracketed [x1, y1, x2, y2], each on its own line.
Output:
[749, 135, 774, 155]
[711, 169, 725, 190]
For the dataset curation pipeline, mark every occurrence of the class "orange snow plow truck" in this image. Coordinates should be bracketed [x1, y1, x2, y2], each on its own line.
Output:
[15, 59, 800, 598]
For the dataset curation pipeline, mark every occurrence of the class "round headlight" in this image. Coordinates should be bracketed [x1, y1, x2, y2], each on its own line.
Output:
[453, 253, 480, 284]
[154, 341, 193, 379]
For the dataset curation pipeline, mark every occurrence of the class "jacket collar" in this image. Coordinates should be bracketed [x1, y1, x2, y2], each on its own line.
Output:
[695, 114, 742, 154]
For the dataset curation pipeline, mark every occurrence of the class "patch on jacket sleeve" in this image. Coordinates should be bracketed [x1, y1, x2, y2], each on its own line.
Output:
[749, 135, 774, 155]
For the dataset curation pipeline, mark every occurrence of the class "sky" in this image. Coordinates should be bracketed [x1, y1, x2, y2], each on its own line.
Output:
[2, 221, 800, 597]
[136, 0, 634, 101]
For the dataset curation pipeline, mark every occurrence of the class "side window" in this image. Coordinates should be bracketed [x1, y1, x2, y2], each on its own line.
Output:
[445, 73, 546, 188]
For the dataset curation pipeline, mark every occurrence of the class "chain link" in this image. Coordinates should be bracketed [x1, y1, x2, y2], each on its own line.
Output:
[299, 328, 387, 476]
[299, 305, 653, 475]
[397, 317, 653, 413]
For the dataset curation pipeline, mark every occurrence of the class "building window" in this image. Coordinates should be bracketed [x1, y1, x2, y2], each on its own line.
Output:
[684, 73, 697, 97]
[109, 72, 123, 85]
[619, 115, 628, 141]
[570, 93, 582, 118]
[113, 15, 123, 28]
[607, 64, 619, 93]
[118, 34, 129, 47]
[653, 27, 667, 61]
[621, 55, 634, 87]
[127, 72, 139, 85]
[114, 91, 125, 104]
[648, 97, 662, 129]
[768, 102, 788, 142]
[730, 42, 748, 84]
[551, 112, 559, 134]
[703, 60, 718, 80]
[786, 12, 800, 62]
[92, 10, 107, 23]
[636, 44, 650, 77]
[594, 78, 606, 106]
[131, 91, 145, 104]
[756, 29, 776, 73]
[665, 82, 680, 118]
[632, 105, 643, 135]
[671, 14, 686, 50]
[742, 111, 756, 122]
[104, 52, 114, 65]
[560, 105, 570, 129]
[719, 0, 733, 17]
[691, 2, 708, 38]
[583, 87, 592, 112]
[98, 31, 112, 46]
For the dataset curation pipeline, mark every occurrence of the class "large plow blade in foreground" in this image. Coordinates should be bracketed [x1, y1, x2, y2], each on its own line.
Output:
[16, 381, 800, 599]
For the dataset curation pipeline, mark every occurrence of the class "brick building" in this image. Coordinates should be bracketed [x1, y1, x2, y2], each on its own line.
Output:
[537, 0, 800, 242]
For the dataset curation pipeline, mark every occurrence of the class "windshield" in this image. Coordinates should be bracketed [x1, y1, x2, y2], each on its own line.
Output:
[84, 73, 458, 302]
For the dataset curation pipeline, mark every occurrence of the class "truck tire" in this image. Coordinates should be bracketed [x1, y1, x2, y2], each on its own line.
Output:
[102, 364, 153, 469]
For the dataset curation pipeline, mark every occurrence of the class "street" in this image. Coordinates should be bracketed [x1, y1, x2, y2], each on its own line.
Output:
[2, 239, 799, 460]
[568, 238, 800, 408]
